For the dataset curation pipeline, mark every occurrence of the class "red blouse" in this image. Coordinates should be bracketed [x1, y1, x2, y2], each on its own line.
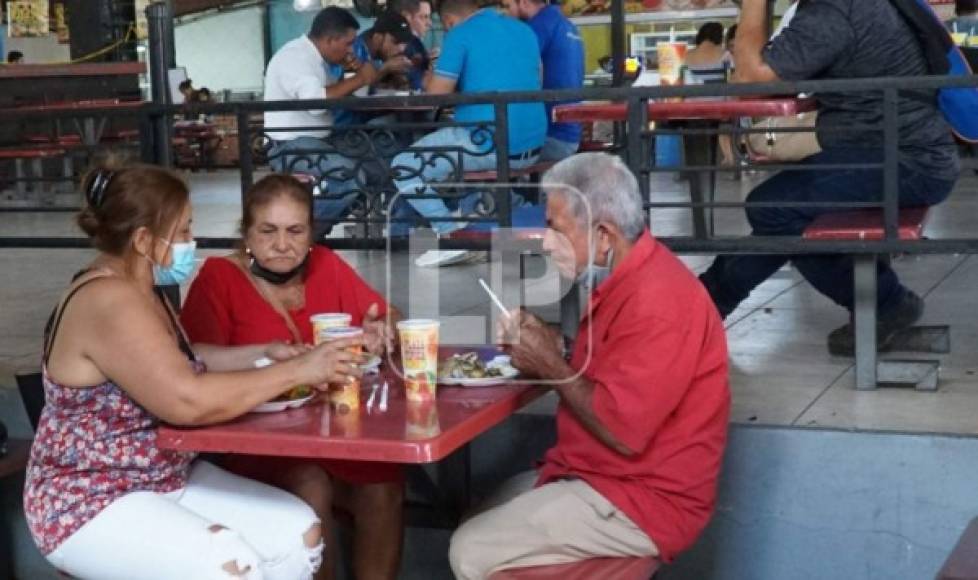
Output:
[181, 246, 388, 346]
[180, 247, 401, 486]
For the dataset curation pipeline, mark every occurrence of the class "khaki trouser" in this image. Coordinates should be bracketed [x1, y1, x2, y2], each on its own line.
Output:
[449, 471, 658, 580]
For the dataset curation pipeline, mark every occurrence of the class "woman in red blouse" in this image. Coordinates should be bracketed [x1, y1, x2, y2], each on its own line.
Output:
[181, 175, 404, 580]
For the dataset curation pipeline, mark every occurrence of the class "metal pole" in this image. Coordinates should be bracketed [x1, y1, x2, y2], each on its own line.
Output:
[625, 97, 648, 203]
[164, 0, 177, 68]
[611, 0, 626, 87]
[493, 101, 511, 227]
[882, 88, 899, 240]
[147, 2, 173, 166]
[765, 0, 776, 39]
[237, 110, 254, 205]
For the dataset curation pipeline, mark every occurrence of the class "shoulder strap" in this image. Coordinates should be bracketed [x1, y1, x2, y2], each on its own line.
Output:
[226, 255, 304, 344]
[43, 270, 112, 364]
[154, 287, 197, 362]
[888, 0, 952, 75]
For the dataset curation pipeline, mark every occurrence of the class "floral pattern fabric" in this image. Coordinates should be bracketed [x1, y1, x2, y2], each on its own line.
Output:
[23, 363, 200, 555]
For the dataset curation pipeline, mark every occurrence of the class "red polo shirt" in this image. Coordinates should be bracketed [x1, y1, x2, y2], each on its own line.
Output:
[537, 230, 730, 562]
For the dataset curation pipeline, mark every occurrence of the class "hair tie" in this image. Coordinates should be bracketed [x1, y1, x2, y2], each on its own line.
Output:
[88, 170, 115, 209]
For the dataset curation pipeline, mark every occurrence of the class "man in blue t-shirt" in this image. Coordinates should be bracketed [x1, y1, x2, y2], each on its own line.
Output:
[502, 0, 584, 161]
[391, 0, 547, 266]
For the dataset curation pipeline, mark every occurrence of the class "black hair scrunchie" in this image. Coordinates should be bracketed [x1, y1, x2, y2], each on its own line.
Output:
[87, 169, 115, 209]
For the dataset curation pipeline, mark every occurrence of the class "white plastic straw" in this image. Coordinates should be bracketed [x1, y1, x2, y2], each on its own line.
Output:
[479, 278, 512, 319]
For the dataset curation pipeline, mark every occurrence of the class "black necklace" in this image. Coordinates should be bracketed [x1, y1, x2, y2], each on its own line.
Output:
[249, 253, 309, 285]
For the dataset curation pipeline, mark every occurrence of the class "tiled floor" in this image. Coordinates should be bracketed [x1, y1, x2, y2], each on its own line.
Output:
[3, 167, 978, 438]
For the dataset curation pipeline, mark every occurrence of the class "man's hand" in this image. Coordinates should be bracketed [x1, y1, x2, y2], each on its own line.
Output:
[499, 309, 633, 456]
[381, 55, 412, 77]
[498, 309, 569, 380]
[355, 61, 380, 87]
[362, 303, 392, 356]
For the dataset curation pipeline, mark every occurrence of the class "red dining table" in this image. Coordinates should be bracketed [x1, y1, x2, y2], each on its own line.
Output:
[157, 365, 545, 464]
[157, 347, 546, 525]
[553, 97, 816, 237]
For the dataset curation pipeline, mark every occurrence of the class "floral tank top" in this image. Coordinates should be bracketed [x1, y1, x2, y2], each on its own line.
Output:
[23, 274, 200, 555]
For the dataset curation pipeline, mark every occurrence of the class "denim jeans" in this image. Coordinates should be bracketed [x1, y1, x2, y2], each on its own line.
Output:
[268, 136, 361, 223]
[700, 147, 956, 317]
[391, 126, 539, 235]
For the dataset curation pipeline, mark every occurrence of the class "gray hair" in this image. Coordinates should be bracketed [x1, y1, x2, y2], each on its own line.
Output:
[541, 152, 646, 241]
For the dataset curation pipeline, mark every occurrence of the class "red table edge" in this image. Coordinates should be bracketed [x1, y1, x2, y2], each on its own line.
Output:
[157, 385, 548, 464]
[10, 99, 146, 113]
[552, 97, 816, 123]
[0, 62, 146, 80]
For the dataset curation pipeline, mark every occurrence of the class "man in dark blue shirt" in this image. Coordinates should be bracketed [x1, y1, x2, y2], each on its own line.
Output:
[350, 11, 414, 88]
[699, 0, 959, 355]
[502, 0, 585, 161]
[390, 0, 435, 91]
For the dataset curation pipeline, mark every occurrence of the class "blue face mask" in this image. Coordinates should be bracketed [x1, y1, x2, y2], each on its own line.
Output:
[153, 240, 197, 286]
[576, 234, 614, 291]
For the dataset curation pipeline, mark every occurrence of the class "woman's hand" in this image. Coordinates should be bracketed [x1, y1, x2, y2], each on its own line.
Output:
[295, 337, 364, 389]
[265, 341, 310, 362]
[362, 303, 393, 356]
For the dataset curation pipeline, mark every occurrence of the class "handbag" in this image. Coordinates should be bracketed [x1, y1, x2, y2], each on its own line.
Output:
[746, 110, 821, 161]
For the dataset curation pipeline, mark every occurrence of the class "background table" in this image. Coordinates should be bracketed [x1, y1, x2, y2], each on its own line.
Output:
[12, 98, 145, 147]
[553, 98, 816, 237]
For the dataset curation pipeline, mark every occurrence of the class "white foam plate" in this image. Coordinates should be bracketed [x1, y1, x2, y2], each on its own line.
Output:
[438, 356, 519, 387]
[251, 394, 314, 414]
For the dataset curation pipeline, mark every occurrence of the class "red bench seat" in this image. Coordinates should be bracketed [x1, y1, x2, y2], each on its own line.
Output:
[462, 161, 556, 182]
[802, 207, 936, 390]
[802, 207, 929, 241]
[488, 556, 660, 580]
[0, 147, 67, 159]
[937, 517, 978, 580]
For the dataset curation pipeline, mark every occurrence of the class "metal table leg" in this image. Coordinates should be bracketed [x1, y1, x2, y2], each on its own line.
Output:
[853, 254, 878, 390]
[437, 443, 472, 523]
[14, 159, 26, 197]
[682, 123, 718, 238]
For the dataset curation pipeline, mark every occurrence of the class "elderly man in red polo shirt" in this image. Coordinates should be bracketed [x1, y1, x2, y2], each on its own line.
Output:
[449, 152, 731, 579]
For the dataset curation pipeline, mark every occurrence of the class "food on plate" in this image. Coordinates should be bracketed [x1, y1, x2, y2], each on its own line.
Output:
[273, 384, 312, 402]
[439, 351, 504, 380]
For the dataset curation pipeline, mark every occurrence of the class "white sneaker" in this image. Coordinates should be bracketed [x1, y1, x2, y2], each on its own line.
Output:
[415, 250, 483, 268]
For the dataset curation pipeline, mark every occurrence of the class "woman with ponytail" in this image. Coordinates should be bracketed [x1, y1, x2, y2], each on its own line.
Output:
[24, 164, 361, 579]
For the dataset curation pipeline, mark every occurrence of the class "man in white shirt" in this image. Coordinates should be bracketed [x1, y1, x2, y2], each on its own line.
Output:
[264, 7, 398, 229]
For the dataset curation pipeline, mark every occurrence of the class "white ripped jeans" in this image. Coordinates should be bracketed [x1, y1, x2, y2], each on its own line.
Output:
[47, 461, 323, 580]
